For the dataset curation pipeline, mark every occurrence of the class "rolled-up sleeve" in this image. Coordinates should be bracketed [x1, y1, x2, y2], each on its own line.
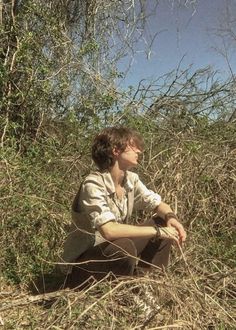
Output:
[133, 175, 161, 211]
[79, 178, 116, 229]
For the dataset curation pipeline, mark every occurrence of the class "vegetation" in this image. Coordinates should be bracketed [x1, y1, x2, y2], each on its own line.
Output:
[0, 0, 235, 329]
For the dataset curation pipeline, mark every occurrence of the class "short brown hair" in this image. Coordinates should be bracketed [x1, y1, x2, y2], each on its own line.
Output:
[92, 126, 144, 171]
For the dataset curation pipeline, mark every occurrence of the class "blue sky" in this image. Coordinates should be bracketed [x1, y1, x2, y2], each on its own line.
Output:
[118, 0, 236, 88]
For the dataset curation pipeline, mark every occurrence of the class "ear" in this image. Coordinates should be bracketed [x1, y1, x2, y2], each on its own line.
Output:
[112, 147, 120, 157]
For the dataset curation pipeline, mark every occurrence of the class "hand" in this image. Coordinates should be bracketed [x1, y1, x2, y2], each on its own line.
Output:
[166, 218, 187, 245]
[158, 227, 180, 243]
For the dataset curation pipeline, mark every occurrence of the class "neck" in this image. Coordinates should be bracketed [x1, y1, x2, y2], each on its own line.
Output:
[110, 163, 126, 186]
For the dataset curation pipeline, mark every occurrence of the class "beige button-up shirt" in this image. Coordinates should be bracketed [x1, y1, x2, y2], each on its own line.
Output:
[61, 170, 161, 273]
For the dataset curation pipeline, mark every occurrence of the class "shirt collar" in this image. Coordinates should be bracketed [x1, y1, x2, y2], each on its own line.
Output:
[99, 171, 134, 194]
[123, 172, 134, 192]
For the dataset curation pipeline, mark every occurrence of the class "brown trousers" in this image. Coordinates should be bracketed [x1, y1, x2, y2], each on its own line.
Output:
[67, 230, 172, 288]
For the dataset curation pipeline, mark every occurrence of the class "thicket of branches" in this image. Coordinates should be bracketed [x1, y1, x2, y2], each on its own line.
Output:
[0, 0, 235, 329]
[1, 0, 163, 144]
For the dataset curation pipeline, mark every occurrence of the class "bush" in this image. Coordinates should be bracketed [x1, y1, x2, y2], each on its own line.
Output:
[0, 113, 235, 328]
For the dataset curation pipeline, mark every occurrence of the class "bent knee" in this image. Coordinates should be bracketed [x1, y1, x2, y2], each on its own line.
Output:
[112, 238, 138, 258]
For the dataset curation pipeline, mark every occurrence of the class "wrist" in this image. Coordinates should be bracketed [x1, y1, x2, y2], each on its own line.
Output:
[151, 225, 161, 242]
[164, 212, 178, 223]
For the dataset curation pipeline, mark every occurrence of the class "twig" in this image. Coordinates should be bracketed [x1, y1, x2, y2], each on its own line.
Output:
[177, 243, 200, 290]
[0, 290, 82, 312]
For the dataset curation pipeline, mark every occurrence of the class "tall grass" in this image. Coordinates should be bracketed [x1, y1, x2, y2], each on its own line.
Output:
[0, 115, 235, 329]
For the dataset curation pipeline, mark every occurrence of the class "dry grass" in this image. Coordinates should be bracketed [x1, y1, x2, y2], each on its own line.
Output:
[0, 118, 235, 329]
[1, 256, 235, 329]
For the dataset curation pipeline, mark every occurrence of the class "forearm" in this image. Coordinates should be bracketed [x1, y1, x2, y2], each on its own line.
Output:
[99, 221, 157, 241]
[154, 202, 176, 221]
